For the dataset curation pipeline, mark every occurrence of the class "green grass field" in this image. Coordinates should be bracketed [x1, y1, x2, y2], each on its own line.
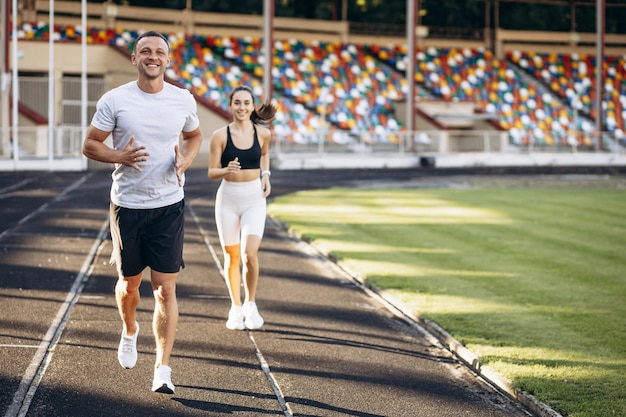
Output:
[268, 176, 626, 417]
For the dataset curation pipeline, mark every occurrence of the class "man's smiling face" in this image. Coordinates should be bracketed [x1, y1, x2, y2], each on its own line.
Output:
[131, 35, 170, 80]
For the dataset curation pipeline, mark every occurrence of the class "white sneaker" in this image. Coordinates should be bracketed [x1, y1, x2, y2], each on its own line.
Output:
[152, 365, 175, 394]
[117, 321, 139, 369]
[242, 302, 264, 330]
[226, 305, 245, 330]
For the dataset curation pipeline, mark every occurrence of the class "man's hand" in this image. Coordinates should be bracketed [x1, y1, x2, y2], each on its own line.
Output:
[122, 136, 149, 171]
[175, 144, 191, 186]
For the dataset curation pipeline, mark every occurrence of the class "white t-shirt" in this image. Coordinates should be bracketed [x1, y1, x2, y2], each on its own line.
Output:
[91, 81, 200, 209]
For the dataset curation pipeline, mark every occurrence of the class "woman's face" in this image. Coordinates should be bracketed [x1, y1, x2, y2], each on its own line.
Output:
[230, 90, 254, 121]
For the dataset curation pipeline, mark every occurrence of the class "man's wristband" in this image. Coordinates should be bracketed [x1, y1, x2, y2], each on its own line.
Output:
[261, 170, 271, 177]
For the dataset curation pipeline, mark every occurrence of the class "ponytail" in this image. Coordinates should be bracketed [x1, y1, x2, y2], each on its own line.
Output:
[251, 100, 277, 127]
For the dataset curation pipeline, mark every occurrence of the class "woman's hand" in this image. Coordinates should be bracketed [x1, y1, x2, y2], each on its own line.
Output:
[225, 157, 241, 176]
[261, 174, 271, 197]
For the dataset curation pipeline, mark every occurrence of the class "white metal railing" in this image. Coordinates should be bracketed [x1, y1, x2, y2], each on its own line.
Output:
[270, 129, 626, 156]
[270, 130, 475, 155]
[0, 125, 84, 158]
[0, 125, 87, 170]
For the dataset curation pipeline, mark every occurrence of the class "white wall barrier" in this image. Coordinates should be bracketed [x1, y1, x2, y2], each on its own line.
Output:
[270, 129, 626, 155]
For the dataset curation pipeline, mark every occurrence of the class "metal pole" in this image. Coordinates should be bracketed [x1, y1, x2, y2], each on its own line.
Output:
[406, 0, 416, 148]
[595, 0, 604, 151]
[1, 0, 6, 71]
[1, 0, 8, 156]
[11, 0, 17, 162]
[48, 0, 55, 166]
[81, 0, 87, 159]
[484, 0, 491, 51]
[494, 0, 500, 57]
[262, 0, 274, 103]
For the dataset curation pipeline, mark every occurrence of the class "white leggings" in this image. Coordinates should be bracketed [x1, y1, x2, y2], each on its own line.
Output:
[215, 179, 267, 247]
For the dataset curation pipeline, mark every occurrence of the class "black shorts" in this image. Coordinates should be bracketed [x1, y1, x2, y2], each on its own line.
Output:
[109, 200, 185, 277]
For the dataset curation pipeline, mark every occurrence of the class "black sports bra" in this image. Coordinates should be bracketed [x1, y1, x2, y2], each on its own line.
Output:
[220, 125, 261, 170]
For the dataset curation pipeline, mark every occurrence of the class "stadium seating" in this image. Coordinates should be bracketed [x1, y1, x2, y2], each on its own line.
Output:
[167, 34, 328, 143]
[507, 50, 625, 142]
[16, 21, 135, 46]
[223, 37, 404, 138]
[369, 44, 600, 148]
[15, 21, 622, 149]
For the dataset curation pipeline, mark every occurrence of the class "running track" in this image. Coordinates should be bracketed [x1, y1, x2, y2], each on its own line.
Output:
[0, 167, 556, 417]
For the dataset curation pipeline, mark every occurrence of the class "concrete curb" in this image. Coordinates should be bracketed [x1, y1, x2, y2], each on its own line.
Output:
[274, 220, 564, 417]
[339, 265, 564, 417]
[398, 307, 564, 417]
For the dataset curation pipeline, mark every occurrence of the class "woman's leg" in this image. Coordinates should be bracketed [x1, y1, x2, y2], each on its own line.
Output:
[223, 244, 242, 305]
[240, 233, 264, 329]
[241, 234, 262, 303]
[215, 183, 243, 306]
[239, 190, 266, 329]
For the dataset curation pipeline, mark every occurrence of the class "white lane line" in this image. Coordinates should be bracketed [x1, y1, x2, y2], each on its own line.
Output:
[187, 201, 293, 417]
[188, 295, 230, 299]
[0, 177, 37, 196]
[0, 345, 40, 349]
[3, 219, 109, 417]
[249, 333, 294, 417]
[0, 173, 92, 242]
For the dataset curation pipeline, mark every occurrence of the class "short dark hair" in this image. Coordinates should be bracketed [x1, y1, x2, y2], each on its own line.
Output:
[133, 31, 170, 53]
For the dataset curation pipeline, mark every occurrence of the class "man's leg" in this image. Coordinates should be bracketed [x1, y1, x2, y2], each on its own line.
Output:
[116, 273, 142, 368]
[116, 274, 142, 333]
[150, 270, 178, 394]
[150, 271, 178, 368]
